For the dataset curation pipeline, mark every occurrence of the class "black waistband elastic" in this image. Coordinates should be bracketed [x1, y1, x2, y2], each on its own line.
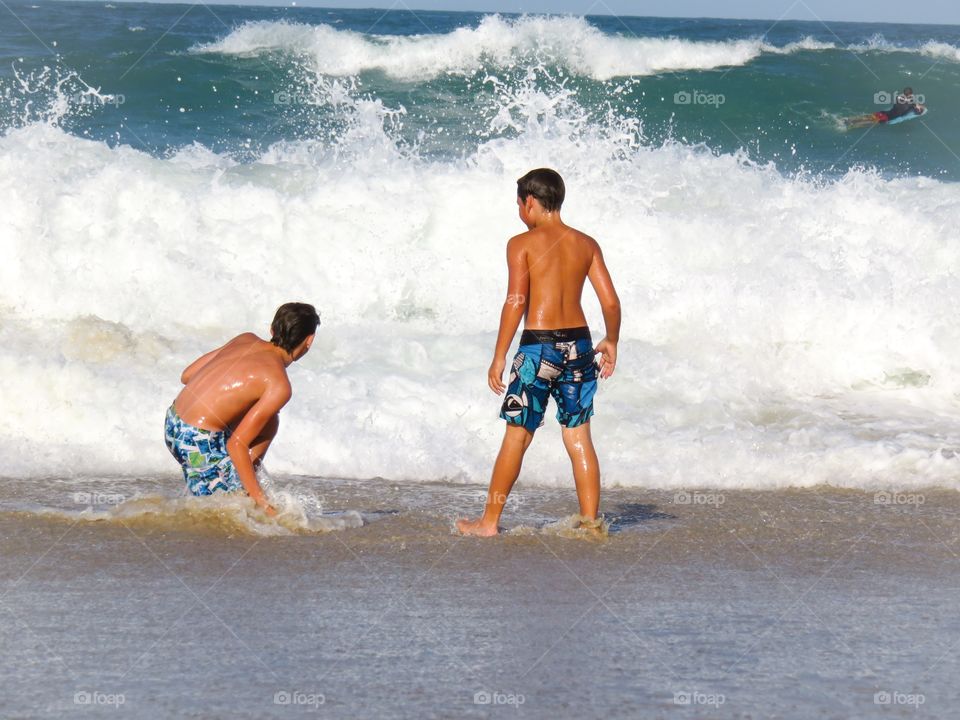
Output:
[520, 326, 592, 345]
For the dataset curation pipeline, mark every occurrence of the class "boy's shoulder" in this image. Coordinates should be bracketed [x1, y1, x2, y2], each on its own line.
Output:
[507, 225, 600, 253]
[508, 227, 536, 242]
[219, 332, 261, 352]
[565, 223, 599, 245]
[506, 228, 536, 257]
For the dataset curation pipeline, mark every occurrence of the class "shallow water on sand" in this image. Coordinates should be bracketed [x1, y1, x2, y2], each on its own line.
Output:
[1, 476, 957, 718]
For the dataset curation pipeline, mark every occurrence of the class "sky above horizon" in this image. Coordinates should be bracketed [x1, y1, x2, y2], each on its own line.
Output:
[102, 0, 960, 26]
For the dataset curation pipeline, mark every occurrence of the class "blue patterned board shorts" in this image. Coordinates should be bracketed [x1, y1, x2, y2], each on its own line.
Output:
[500, 327, 598, 433]
[164, 406, 242, 496]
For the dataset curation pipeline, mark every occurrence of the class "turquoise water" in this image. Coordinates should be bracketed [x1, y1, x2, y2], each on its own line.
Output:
[2, 1, 959, 177]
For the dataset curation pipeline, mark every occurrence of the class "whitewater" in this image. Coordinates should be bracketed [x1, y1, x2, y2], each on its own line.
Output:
[192, 15, 959, 81]
[3, 5, 960, 492]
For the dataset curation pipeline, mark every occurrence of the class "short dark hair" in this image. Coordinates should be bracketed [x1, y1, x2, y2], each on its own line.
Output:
[517, 168, 565, 212]
[270, 302, 319, 353]
[902, 87, 914, 96]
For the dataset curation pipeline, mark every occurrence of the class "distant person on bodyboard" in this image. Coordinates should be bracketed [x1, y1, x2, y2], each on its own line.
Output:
[164, 302, 319, 516]
[456, 169, 621, 537]
[846, 87, 926, 129]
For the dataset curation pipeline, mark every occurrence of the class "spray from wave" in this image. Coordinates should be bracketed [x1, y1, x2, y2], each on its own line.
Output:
[847, 33, 960, 62]
[0, 62, 124, 129]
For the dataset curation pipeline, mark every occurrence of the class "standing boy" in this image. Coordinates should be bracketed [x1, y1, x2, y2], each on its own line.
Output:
[457, 169, 621, 536]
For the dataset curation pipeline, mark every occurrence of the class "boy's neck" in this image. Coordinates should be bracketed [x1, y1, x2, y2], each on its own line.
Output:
[529, 211, 563, 229]
[269, 342, 295, 367]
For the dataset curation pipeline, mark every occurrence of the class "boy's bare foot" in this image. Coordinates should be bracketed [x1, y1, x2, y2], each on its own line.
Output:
[456, 518, 499, 536]
[577, 515, 607, 538]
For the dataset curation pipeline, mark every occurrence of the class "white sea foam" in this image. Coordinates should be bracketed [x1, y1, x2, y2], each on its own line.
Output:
[194, 18, 960, 80]
[20, 493, 364, 536]
[847, 33, 960, 63]
[193, 17, 832, 80]
[2, 60, 960, 492]
[766, 36, 837, 54]
[917, 40, 960, 63]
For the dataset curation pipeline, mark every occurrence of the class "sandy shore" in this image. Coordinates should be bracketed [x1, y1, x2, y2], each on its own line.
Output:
[1, 478, 957, 718]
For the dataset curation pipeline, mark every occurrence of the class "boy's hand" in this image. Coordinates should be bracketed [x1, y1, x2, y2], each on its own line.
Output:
[595, 338, 618, 379]
[250, 493, 277, 517]
[488, 356, 507, 395]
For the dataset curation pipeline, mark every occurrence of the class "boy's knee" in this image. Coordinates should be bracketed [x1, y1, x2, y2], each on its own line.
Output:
[504, 424, 534, 448]
[561, 423, 594, 447]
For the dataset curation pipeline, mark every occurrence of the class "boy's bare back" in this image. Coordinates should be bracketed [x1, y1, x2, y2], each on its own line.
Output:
[511, 223, 602, 331]
[165, 303, 318, 516]
[174, 333, 291, 432]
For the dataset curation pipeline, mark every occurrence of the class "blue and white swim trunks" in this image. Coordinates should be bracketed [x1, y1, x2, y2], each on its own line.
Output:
[500, 327, 598, 433]
[164, 406, 242, 496]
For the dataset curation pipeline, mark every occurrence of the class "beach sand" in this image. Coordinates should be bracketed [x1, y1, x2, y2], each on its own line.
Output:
[1, 478, 957, 718]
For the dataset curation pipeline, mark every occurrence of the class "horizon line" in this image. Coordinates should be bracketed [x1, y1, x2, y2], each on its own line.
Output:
[49, 0, 960, 28]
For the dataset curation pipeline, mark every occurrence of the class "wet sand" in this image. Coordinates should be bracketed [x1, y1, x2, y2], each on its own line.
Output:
[1, 477, 957, 718]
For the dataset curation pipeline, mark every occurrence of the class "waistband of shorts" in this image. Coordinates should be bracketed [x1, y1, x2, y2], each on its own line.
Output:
[166, 404, 191, 428]
[519, 327, 592, 345]
[167, 404, 219, 436]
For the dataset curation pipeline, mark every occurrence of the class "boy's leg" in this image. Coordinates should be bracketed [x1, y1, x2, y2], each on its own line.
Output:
[560, 421, 600, 521]
[457, 424, 534, 536]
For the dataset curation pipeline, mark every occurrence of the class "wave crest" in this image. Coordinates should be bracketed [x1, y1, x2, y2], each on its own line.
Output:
[194, 18, 960, 81]
[193, 16, 815, 80]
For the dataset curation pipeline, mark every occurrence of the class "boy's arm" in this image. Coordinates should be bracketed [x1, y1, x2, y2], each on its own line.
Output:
[488, 236, 530, 394]
[226, 380, 291, 515]
[587, 244, 621, 379]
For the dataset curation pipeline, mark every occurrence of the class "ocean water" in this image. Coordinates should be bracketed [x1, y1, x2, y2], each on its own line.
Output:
[3, 2, 960, 491]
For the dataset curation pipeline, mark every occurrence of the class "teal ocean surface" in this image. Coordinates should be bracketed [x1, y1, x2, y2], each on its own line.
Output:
[2, 2, 959, 174]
